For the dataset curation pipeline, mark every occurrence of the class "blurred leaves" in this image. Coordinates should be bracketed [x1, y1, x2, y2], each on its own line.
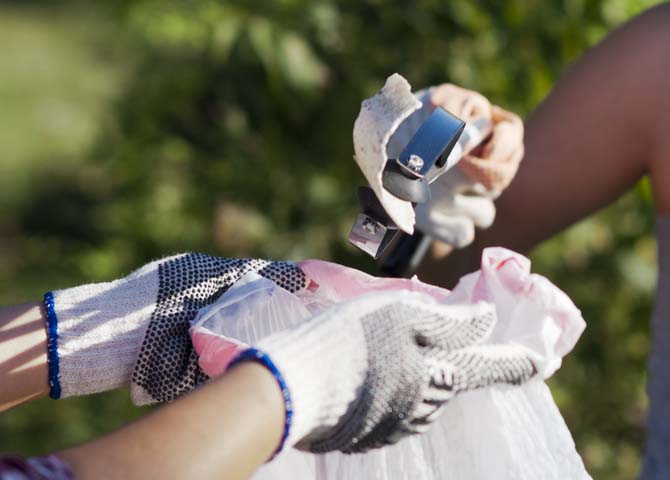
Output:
[0, 1, 666, 478]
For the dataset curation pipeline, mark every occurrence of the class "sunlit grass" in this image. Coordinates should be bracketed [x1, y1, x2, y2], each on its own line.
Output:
[0, 4, 126, 204]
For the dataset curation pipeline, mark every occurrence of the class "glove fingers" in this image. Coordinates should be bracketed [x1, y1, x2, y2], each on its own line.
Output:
[458, 105, 524, 193]
[407, 401, 444, 430]
[409, 345, 537, 430]
[403, 361, 451, 432]
[415, 208, 475, 248]
[451, 193, 497, 229]
[429, 84, 492, 122]
[434, 344, 539, 396]
[413, 302, 496, 353]
[411, 341, 535, 429]
[416, 167, 496, 245]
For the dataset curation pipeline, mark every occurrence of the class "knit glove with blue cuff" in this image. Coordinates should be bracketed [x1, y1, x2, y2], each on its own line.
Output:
[43, 253, 307, 404]
[231, 291, 539, 454]
[388, 84, 524, 248]
[44, 252, 539, 456]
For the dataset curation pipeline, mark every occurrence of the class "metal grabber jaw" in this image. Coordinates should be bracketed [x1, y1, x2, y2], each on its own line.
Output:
[348, 107, 466, 259]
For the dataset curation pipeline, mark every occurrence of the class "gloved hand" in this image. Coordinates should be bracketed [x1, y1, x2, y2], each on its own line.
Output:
[231, 291, 539, 455]
[388, 84, 524, 248]
[43, 253, 307, 404]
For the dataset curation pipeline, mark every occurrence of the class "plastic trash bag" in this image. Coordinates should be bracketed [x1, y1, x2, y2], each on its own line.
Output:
[190, 272, 313, 377]
[189, 265, 448, 376]
[189, 248, 592, 479]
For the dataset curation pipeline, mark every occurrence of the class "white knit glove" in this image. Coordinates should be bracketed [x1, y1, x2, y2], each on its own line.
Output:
[388, 85, 524, 248]
[415, 168, 497, 248]
[231, 291, 539, 455]
[43, 254, 307, 403]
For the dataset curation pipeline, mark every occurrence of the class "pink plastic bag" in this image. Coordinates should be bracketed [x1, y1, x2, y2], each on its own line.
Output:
[189, 248, 591, 480]
[445, 247, 585, 377]
[190, 272, 313, 377]
[189, 260, 449, 377]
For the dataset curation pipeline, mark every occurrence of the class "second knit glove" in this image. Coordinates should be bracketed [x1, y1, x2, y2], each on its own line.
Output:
[232, 291, 539, 454]
[44, 253, 307, 404]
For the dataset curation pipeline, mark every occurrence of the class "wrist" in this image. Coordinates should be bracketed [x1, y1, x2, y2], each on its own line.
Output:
[228, 349, 292, 458]
[0, 303, 49, 411]
[255, 316, 367, 450]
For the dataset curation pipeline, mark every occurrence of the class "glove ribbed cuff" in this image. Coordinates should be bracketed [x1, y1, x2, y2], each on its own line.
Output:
[228, 348, 293, 459]
[45, 261, 161, 398]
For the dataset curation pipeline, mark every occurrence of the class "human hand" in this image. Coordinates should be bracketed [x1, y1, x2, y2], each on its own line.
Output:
[388, 83, 524, 248]
[430, 84, 524, 194]
[44, 254, 307, 404]
[233, 291, 538, 454]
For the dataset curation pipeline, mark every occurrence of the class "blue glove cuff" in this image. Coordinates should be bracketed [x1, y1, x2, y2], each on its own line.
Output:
[228, 348, 293, 459]
[43, 291, 62, 399]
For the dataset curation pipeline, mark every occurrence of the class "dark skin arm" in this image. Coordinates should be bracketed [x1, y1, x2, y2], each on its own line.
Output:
[418, 4, 670, 288]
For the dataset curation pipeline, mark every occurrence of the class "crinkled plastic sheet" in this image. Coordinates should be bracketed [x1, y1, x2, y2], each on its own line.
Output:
[190, 248, 591, 479]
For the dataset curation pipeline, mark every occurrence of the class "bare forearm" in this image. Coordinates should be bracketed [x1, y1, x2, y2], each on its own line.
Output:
[418, 4, 670, 288]
[59, 362, 284, 480]
[0, 302, 49, 411]
[1, 298, 285, 478]
[486, 3, 669, 250]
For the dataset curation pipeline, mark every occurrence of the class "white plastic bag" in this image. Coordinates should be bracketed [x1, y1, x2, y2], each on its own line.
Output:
[190, 272, 313, 377]
[189, 250, 591, 479]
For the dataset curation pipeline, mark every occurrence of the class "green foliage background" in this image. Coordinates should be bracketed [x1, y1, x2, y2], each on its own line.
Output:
[0, 1, 664, 477]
